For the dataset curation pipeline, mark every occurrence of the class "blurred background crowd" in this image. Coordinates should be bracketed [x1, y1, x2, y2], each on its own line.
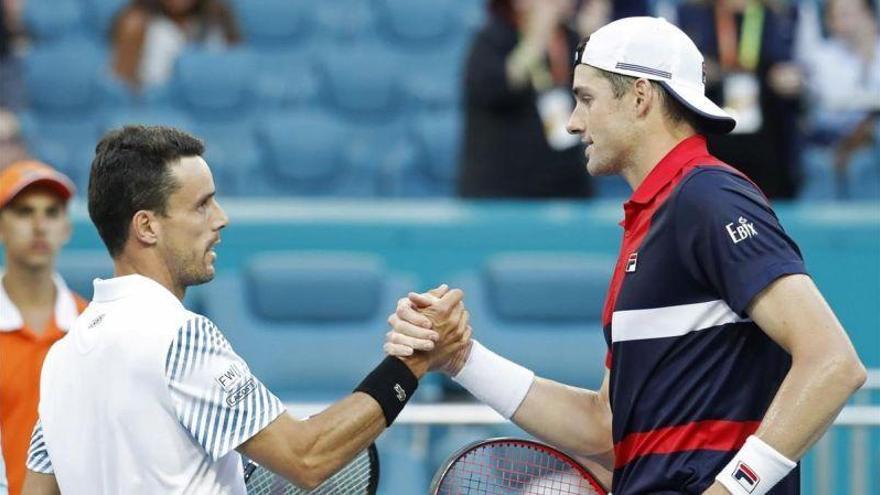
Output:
[0, 0, 877, 201]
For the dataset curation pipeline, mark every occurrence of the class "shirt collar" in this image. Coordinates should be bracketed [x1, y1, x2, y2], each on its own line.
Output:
[627, 135, 710, 206]
[0, 272, 80, 332]
[92, 274, 183, 309]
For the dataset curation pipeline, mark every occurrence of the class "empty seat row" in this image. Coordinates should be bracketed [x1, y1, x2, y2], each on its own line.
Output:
[23, 0, 484, 49]
[19, 107, 462, 197]
[24, 41, 465, 119]
[56, 250, 611, 400]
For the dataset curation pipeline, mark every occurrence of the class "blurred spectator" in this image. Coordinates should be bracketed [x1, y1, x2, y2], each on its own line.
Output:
[0, 162, 87, 495]
[797, 0, 879, 176]
[110, 0, 241, 89]
[0, 110, 29, 170]
[671, 0, 804, 198]
[458, 0, 608, 199]
[0, 1, 24, 112]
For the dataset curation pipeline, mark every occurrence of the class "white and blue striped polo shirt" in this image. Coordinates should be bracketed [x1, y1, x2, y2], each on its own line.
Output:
[26, 274, 284, 494]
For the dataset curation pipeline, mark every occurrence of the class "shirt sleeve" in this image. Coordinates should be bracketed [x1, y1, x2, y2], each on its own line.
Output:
[673, 168, 807, 315]
[25, 420, 54, 474]
[165, 316, 285, 461]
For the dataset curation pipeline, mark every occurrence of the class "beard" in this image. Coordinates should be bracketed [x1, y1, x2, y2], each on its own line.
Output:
[165, 244, 215, 288]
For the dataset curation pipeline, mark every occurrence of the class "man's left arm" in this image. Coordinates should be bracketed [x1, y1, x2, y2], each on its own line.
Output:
[704, 273, 867, 494]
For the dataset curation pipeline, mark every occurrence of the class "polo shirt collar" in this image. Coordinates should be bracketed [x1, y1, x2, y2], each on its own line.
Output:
[0, 272, 80, 332]
[627, 135, 709, 206]
[92, 274, 183, 309]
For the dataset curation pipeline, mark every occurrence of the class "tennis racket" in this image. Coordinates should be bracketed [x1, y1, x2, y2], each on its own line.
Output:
[244, 443, 380, 495]
[430, 438, 608, 495]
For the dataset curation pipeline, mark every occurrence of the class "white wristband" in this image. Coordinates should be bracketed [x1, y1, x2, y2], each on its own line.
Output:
[716, 435, 796, 495]
[451, 340, 535, 419]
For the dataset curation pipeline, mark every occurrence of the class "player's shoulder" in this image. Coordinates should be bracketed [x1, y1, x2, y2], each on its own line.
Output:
[171, 312, 230, 349]
[673, 165, 769, 213]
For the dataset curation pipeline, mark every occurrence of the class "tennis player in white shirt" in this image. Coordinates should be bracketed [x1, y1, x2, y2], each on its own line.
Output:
[21, 126, 470, 495]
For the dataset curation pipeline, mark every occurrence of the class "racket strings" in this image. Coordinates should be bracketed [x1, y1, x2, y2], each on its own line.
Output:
[246, 448, 373, 495]
[438, 443, 602, 495]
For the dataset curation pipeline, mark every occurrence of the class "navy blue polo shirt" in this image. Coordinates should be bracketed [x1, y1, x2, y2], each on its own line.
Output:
[601, 135, 805, 494]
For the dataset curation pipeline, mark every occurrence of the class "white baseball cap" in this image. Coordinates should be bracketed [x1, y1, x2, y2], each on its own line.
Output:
[575, 16, 736, 134]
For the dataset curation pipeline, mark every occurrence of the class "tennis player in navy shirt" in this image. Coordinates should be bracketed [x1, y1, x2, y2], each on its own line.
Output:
[385, 17, 867, 495]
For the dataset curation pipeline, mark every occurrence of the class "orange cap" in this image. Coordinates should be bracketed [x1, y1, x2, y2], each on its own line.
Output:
[0, 160, 75, 209]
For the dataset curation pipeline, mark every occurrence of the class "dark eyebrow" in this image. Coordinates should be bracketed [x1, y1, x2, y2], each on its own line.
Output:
[194, 191, 215, 206]
[572, 86, 590, 98]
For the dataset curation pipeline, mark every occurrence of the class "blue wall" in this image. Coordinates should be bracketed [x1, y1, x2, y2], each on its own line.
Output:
[53, 199, 880, 367]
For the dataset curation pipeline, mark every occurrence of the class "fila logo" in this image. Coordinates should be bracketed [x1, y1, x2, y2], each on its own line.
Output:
[394, 384, 407, 402]
[625, 252, 638, 273]
[732, 461, 760, 493]
[726, 216, 758, 244]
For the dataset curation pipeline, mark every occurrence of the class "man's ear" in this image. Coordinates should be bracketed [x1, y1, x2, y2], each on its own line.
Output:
[131, 210, 161, 247]
[632, 78, 655, 118]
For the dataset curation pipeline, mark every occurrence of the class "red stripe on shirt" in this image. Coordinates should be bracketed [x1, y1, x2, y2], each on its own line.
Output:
[614, 419, 760, 469]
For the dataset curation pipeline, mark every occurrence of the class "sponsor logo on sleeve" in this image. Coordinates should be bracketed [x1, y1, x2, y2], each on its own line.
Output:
[215, 363, 258, 406]
[215, 363, 247, 392]
[226, 379, 256, 407]
[732, 461, 760, 493]
[726, 216, 758, 244]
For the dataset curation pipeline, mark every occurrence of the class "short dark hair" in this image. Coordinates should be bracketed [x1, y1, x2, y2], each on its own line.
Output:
[88, 126, 204, 257]
[596, 69, 704, 132]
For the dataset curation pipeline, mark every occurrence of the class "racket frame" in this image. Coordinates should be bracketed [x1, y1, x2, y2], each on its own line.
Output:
[429, 437, 607, 495]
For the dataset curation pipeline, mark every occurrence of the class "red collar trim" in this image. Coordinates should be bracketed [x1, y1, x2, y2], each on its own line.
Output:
[627, 135, 709, 206]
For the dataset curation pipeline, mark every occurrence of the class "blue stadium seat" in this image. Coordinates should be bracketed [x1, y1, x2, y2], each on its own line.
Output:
[24, 41, 119, 115]
[800, 145, 880, 200]
[168, 48, 256, 121]
[17, 113, 102, 190]
[233, 0, 313, 48]
[201, 252, 420, 401]
[57, 250, 114, 300]
[450, 252, 612, 390]
[348, 120, 417, 197]
[387, 110, 460, 197]
[848, 147, 880, 200]
[83, 0, 129, 41]
[101, 107, 195, 133]
[248, 48, 320, 110]
[23, 0, 85, 43]
[399, 49, 466, 111]
[373, 0, 461, 48]
[257, 110, 379, 197]
[194, 121, 263, 196]
[316, 41, 403, 122]
[313, 0, 377, 41]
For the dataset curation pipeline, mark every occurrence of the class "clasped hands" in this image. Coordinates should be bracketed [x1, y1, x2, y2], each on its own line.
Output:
[384, 285, 473, 376]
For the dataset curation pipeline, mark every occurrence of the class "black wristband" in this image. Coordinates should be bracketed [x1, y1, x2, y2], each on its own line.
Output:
[354, 356, 419, 426]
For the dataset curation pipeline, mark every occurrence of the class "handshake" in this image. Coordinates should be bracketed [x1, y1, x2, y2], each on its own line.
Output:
[383, 284, 474, 378]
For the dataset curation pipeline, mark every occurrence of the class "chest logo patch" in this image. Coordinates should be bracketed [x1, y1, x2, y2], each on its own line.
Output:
[726, 216, 758, 244]
[625, 252, 638, 273]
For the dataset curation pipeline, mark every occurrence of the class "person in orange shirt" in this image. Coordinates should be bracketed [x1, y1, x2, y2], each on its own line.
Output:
[0, 161, 87, 495]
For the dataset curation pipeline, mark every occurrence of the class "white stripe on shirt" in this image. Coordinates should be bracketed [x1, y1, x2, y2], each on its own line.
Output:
[611, 299, 749, 343]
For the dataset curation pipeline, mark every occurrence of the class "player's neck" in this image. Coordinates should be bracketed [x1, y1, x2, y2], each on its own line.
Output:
[2, 262, 56, 310]
[621, 125, 697, 191]
[113, 253, 186, 302]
